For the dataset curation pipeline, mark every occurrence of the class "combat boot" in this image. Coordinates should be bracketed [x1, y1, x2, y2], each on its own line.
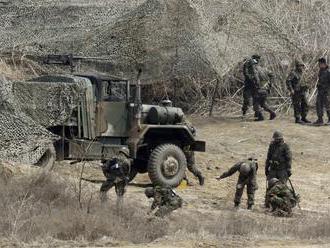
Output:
[269, 111, 276, 120]
[295, 117, 303, 124]
[255, 112, 264, 121]
[327, 112, 330, 123]
[313, 118, 324, 125]
[247, 204, 253, 210]
[301, 117, 311, 123]
[197, 174, 205, 186]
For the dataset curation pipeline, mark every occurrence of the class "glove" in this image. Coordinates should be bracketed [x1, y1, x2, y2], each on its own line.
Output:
[287, 170, 292, 177]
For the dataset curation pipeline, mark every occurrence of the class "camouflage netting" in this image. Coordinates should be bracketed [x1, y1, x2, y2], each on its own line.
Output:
[0, 75, 87, 164]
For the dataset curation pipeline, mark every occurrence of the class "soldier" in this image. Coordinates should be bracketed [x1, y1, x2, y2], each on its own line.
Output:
[182, 116, 205, 186]
[265, 178, 299, 217]
[254, 65, 277, 121]
[314, 58, 330, 124]
[100, 156, 130, 203]
[145, 186, 183, 218]
[265, 131, 292, 184]
[286, 60, 311, 124]
[183, 151, 204, 186]
[216, 157, 258, 210]
[242, 54, 261, 117]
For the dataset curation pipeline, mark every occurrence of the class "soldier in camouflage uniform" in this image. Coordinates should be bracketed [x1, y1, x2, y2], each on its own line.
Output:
[181, 116, 205, 186]
[265, 178, 298, 217]
[286, 60, 311, 124]
[265, 131, 292, 184]
[100, 156, 130, 202]
[242, 54, 261, 117]
[216, 157, 258, 210]
[314, 58, 330, 124]
[253, 65, 277, 121]
[145, 186, 183, 218]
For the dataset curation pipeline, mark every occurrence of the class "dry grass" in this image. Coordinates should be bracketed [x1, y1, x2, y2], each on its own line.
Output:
[0, 170, 329, 246]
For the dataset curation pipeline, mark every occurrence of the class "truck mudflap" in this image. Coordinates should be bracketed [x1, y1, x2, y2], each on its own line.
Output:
[191, 140, 206, 152]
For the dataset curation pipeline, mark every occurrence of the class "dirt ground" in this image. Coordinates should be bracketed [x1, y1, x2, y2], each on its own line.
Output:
[49, 114, 330, 247]
[1, 114, 329, 247]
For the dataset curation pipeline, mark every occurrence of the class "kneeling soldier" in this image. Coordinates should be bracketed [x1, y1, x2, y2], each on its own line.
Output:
[216, 157, 258, 210]
[145, 186, 183, 218]
[266, 178, 299, 217]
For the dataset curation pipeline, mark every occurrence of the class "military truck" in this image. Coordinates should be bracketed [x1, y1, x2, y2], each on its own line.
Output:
[18, 55, 205, 187]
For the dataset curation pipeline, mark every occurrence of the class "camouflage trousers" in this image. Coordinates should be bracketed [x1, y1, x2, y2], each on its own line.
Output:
[155, 197, 183, 218]
[100, 178, 126, 202]
[254, 90, 276, 117]
[292, 91, 309, 119]
[316, 90, 330, 119]
[242, 87, 258, 115]
[184, 151, 203, 179]
[267, 169, 288, 184]
[270, 199, 293, 217]
[234, 181, 255, 206]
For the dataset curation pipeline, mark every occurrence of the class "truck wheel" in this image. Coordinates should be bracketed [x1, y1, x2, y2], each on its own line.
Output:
[148, 144, 187, 187]
[34, 145, 56, 172]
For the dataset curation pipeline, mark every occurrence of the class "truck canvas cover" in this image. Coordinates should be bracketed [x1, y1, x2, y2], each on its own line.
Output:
[0, 75, 90, 164]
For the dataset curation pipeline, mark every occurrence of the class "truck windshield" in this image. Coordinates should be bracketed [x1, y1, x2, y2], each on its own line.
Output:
[102, 80, 127, 102]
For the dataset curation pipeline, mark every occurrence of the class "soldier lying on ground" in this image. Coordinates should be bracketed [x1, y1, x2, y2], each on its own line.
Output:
[99, 156, 130, 203]
[216, 157, 258, 210]
[265, 178, 299, 217]
[145, 186, 183, 218]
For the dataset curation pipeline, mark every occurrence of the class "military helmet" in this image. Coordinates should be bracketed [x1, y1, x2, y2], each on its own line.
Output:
[239, 163, 251, 176]
[272, 131, 284, 141]
[268, 178, 279, 188]
[145, 187, 155, 198]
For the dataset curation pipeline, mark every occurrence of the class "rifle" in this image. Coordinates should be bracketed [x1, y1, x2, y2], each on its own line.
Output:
[288, 179, 301, 209]
[81, 177, 105, 184]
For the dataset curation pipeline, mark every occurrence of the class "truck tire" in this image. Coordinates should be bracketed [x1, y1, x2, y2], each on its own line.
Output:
[34, 144, 56, 172]
[148, 144, 187, 187]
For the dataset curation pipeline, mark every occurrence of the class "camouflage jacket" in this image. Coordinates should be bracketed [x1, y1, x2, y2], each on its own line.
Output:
[219, 160, 258, 186]
[266, 182, 297, 209]
[255, 65, 274, 92]
[318, 66, 330, 92]
[151, 186, 182, 210]
[243, 58, 260, 89]
[265, 141, 292, 172]
[286, 69, 306, 92]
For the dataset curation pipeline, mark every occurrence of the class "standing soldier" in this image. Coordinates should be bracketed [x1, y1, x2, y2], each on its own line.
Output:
[314, 58, 330, 124]
[286, 60, 311, 124]
[254, 65, 277, 121]
[242, 54, 261, 117]
[216, 157, 258, 210]
[145, 186, 183, 218]
[265, 178, 299, 217]
[100, 156, 130, 203]
[181, 116, 205, 186]
[265, 131, 292, 184]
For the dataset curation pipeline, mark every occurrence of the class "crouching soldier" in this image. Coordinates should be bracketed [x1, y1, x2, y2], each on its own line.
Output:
[100, 156, 130, 203]
[145, 186, 183, 218]
[216, 157, 258, 210]
[266, 178, 299, 217]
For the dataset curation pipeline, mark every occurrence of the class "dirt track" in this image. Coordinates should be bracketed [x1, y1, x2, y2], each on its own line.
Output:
[50, 115, 330, 247]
